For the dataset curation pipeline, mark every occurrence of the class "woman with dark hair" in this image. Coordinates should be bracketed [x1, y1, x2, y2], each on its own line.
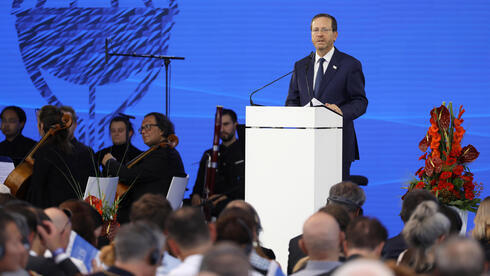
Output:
[95, 115, 142, 175]
[60, 199, 103, 247]
[27, 105, 94, 208]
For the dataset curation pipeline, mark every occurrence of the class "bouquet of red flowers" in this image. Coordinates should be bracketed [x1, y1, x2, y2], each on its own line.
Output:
[85, 194, 121, 240]
[409, 103, 483, 212]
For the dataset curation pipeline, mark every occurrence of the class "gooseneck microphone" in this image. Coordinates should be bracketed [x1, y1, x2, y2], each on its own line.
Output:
[249, 70, 294, 106]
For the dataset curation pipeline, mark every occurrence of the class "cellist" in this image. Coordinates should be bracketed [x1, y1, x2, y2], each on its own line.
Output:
[27, 105, 94, 208]
[191, 108, 245, 217]
[102, 112, 186, 223]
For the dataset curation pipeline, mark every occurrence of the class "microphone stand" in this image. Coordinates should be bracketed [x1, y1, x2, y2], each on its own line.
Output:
[249, 70, 294, 106]
[105, 38, 185, 117]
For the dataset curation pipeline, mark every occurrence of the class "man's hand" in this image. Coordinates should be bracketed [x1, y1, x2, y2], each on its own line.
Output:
[102, 153, 115, 166]
[325, 103, 342, 115]
[37, 220, 64, 252]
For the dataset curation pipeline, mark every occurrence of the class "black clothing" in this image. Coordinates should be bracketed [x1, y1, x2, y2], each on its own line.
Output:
[95, 143, 142, 175]
[0, 134, 36, 166]
[90, 266, 134, 276]
[381, 233, 407, 260]
[26, 139, 94, 208]
[27, 254, 81, 276]
[106, 146, 185, 223]
[192, 140, 245, 216]
[288, 234, 304, 275]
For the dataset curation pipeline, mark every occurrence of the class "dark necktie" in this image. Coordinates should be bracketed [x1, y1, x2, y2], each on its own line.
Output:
[314, 58, 325, 98]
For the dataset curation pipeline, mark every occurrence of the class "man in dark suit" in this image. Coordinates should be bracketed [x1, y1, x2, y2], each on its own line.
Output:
[286, 13, 368, 180]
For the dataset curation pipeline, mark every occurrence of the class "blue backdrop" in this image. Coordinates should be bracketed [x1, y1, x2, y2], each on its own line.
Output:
[1, 0, 489, 238]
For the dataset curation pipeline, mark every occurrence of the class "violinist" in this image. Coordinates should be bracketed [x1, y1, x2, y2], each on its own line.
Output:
[191, 108, 245, 216]
[102, 112, 185, 223]
[95, 115, 142, 174]
[0, 106, 36, 166]
[26, 105, 94, 208]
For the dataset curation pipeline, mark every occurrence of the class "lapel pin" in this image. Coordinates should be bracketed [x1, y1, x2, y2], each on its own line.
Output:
[333, 65, 338, 70]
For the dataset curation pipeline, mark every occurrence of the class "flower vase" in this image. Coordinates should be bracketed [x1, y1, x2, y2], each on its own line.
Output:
[449, 206, 468, 235]
[102, 219, 120, 241]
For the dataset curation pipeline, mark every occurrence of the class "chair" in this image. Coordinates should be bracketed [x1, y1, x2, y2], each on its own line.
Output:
[166, 175, 189, 210]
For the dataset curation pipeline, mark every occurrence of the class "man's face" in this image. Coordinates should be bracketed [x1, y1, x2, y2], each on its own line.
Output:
[140, 115, 164, 147]
[0, 222, 28, 272]
[0, 110, 23, 140]
[110, 121, 130, 145]
[220, 114, 236, 142]
[311, 17, 338, 54]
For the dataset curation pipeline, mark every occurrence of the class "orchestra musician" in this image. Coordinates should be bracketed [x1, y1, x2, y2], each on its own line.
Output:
[96, 115, 142, 175]
[27, 105, 94, 208]
[0, 106, 36, 166]
[102, 112, 186, 223]
[191, 108, 245, 217]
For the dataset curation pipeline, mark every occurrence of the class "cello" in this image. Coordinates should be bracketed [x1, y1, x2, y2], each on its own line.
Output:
[4, 113, 73, 199]
[114, 134, 179, 200]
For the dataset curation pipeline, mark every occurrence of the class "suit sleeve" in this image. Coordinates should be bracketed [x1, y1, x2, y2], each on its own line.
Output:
[285, 63, 301, 106]
[339, 60, 368, 121]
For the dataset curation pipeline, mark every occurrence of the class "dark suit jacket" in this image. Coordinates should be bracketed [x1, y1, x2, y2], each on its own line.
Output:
[286, 48, 368, 162]
[381, 233, 407, 260]
[288, 234, 305, 275]
[27, 254, 81, 276]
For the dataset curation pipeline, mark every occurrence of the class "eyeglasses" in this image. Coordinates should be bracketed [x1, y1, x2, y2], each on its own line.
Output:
[312, 28, 333, 33]
[138, 124, 159, 134]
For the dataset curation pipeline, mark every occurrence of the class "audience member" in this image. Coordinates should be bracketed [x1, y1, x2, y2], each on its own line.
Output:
[60, 199, 103, 247]
[434, 236, 486, 276]
[472, 196, 490, 261]
[397, 200, 450, 274]
[327, 181, 366, 219]
[288, 196, 352, 274]
[0, 106, 36, 166]
[382, 189, 437, 260]
[91, 222, 164, 276]
[165, 207, 213, 276]
[343, 216, 388, 260]
[199, 242, 251, 276]
[0, 209, 29, 273]
[332, 259, 394, 276]
[438, 204, 463, 234]
[291, 212, 341, 276]
[216, 207, 283, 275]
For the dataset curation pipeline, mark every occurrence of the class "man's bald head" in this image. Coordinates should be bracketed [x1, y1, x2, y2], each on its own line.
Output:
[301, 212, 340, 260]
[44, 207, 70, 231]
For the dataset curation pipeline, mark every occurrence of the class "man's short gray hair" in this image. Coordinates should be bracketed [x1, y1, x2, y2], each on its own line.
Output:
[328, 181, 366, 213]
[435, 236, 485, 276]
[114, 222, 164, 263]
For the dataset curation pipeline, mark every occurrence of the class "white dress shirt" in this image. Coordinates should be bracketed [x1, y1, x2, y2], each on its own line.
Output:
[313, 47, 335, 89]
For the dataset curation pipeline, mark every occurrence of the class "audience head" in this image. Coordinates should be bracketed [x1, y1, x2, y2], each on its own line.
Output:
[400, 189, 437, 223]
[109, 115, 135, 145]
[114, 222, 165, 276]
[225, 200, 262, 237]
[438, 204, 462, 234]
[199, 242, 250, 276]
[4, 201, 38, 244]
[141, 112, 175, 146]
[343, 216, 388, 258]
[0, 193, 16, 206]
[472, 196, 490, 241]
[129, 193, 173, 232]
[318, 204, 351, 232]
[165, 207, 211, 258]
[300, 212, 340, 260]
[435, 236, 485, 276]
[332, 259, 394, 276]
[0, 209, 29, 272]
[44, 207, 73, 249]
[59, 199, 103, 247]
[59, 105, 77, 140]
[216, 207, 255, 255]
[1, 106, 27, 140]
[327, 181, 365, 218]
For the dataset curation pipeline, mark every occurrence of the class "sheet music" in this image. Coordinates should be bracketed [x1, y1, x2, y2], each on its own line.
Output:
[303, 97, 324, 107]
[0, 159, 14, 193]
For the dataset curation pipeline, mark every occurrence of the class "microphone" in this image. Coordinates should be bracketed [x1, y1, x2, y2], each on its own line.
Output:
[249, 70, 294, 106]
[305, 51, 315, 107]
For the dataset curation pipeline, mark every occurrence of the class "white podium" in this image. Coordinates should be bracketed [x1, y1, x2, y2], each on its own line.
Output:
[245, 106, 342, 268]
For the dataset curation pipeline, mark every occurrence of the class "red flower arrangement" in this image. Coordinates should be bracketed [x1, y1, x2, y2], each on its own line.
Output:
[85, 194, 120, 240]
[408, 103, 483, 212]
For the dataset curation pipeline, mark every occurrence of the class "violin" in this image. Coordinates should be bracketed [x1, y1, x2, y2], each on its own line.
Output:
[114, 134, 179, 200]
[4, 113, 73, 199]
